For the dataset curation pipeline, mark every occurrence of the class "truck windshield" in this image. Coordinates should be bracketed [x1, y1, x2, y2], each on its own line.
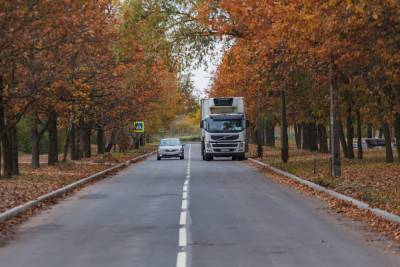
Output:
[206, 118, 244, 133]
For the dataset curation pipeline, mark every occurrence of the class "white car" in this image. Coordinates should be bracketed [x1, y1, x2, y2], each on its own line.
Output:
[157, 138, 185, 160]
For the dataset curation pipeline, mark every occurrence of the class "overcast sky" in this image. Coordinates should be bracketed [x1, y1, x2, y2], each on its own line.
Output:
[190, 42, 224, 98]
[191, 66, 215, 98]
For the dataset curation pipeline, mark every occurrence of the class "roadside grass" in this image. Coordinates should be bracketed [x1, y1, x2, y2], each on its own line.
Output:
[248, 145, 400, 216]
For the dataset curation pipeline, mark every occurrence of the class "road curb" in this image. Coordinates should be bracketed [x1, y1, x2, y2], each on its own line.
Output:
[0, 151, 155, 224]
[248, 158, 400, 225]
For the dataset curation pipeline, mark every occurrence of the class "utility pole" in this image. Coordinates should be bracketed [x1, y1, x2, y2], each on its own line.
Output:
[330, 59, 341, 177]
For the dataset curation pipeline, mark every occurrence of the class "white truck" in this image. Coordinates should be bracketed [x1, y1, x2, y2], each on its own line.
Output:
[200, 97, 248, 161]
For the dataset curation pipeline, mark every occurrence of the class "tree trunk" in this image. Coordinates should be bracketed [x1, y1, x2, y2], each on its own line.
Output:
[31, 117, 40, 169]
[77, 121, 83, 159]
[134, 136, 140, 149]
[105, 129, 116, 153]
[395, 113, 400, 162]
[0, 76, 4, 176]
[379, 127, 383, 138]
[139, 133, 145, 146]
[330, 61, 341, 176]
[338, 119, 349, 158]
[0, 75, 12, 177]
[10, 125, 19, 175]
[62, 127, 70, 162]
[47, 109, 58, 165]
[70, 123, 78, 160]
[318, 124, 329, 153]
[265, 117, 275, 147]
[294, 123, 301, 149]
[97, 127, 105, 154]
[2, 132, 12, 177]
[382, 122, 394, 163]
[308, 122, 318, 152]
[280, 91, 289, 163]
[255, 115, 264, 158]
[346, 107, 355, 159]
[82, 126, 91, 158]
[367, 124, 373, 138]
[302, 122, 310, 150]
[356, 110, 363, 159]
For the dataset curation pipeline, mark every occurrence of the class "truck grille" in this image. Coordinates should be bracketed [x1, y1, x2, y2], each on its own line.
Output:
[210, 135, 239, 141]
[214, 148, 236, 152]
[212, 143, 238, 148]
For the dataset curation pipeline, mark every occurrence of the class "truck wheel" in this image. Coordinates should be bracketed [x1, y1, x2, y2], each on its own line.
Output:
[205, 153, 213, 161]
[157, 156, 161, 160]
[180, 155, 184, 160]
[239, 153, 246, 161]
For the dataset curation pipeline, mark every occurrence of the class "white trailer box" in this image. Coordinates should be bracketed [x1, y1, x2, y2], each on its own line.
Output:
[201, 97, 245, 120]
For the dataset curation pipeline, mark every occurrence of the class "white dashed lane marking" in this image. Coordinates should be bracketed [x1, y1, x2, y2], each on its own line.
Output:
[176, 144, 191, 267]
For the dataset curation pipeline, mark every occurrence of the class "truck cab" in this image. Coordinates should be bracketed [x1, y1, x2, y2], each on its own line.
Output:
[200, 97, 248, 161]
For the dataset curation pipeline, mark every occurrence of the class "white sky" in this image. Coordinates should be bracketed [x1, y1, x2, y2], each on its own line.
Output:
[191, 39, 228, 98]
[190, 42, 224, 98]
[191, 67, 215, 98]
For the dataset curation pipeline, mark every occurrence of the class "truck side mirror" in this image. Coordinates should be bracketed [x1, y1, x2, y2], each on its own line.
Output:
[246, 120, 251, 128]
[200, 120, 204, 129]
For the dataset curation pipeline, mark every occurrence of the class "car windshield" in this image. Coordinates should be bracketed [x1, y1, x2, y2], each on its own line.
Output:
[160, 140, 181, 146]
[206, 118, 244, 133]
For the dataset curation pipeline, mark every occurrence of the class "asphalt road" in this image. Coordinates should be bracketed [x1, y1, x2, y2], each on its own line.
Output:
[0, 143, 398, 267]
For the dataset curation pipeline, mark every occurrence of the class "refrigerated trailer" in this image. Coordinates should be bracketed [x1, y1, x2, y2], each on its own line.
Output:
[200, 97, 248, 161]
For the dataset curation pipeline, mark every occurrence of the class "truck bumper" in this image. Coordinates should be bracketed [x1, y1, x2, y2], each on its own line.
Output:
[210, 152, 245, 158]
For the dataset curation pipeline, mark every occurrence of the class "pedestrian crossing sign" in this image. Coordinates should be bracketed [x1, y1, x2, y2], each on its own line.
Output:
[133, 121, 145, 133]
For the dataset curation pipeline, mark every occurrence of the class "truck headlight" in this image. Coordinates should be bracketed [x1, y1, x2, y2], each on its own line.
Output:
[238, 142, 245, 151]
[206, 142, 212, 152]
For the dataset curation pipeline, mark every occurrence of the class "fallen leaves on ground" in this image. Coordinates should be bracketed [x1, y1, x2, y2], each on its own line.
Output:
[0, 162, 108, 214]
[249, 145, 400, 215]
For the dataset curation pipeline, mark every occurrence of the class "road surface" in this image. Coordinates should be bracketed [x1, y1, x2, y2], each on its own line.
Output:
[0, 143, 398, 267]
